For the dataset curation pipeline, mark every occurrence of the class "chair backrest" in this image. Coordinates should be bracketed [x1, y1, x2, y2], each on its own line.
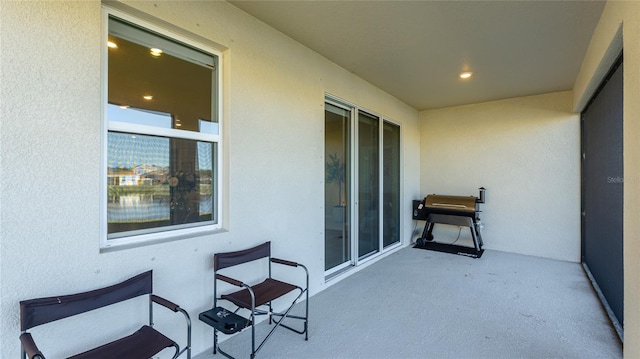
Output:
[20, 270, 153, 331]
[214, 242, 271, 271]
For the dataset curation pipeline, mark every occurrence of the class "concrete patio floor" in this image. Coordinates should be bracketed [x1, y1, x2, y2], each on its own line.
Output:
[195, 246, 622, 359]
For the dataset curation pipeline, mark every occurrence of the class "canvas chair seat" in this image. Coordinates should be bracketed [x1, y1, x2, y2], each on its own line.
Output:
[221, 278, 298, 309]
[69, 325, 176, 359]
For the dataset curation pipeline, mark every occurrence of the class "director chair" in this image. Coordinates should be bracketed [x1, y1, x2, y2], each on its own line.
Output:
[199, 242, 308, 359]
[19, 270, 191, 359]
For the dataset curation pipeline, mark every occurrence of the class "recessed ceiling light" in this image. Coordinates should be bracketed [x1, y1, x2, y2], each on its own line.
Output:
[119, 105, 129, 109]
[150, 48, 163, 57]
[143, 95, 153, 100]
[459, 72, 473, 79]
[107, 41, 118, 49]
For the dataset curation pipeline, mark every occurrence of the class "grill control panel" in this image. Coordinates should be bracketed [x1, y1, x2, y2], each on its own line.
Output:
[412, 200, 428, 220]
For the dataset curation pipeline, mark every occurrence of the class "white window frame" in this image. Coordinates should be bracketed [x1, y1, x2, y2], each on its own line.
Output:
[100, 6, 224, 249]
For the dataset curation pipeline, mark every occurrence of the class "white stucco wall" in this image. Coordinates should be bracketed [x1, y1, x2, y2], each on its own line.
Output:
[573, 1, 640, 356]
[0, 1, 420, 357]
[419, 92, 580, 262]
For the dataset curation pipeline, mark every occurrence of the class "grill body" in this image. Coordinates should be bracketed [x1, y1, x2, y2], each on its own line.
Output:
[424, 195, 478, 218]
[415, 191, 485, 258]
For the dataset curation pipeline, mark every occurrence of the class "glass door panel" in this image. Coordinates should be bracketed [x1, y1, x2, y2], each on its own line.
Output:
[325, 97, 402, 276]
[383, 121, 400, 247]
[358, 111, 380, 259]
[325, 103, 351, 271]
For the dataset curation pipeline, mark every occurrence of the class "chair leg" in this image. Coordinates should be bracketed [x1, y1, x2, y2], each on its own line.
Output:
[213, 328, 218, 354]
[251, 312, 256, 359]
[305, 288, 309, 341]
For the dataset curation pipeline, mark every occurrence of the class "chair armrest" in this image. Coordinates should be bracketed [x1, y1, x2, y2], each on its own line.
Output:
[272, 258, 309, 279]
[271, 257, 299, 267]
[20, 333, 45, 359]
[151, 294, 180, 312]
[216, 273, 244, 287]
[272, 259, 309, 293]
[150, 295, 192, 359]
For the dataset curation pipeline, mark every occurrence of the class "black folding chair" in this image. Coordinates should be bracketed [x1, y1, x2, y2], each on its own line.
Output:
[19, 271, 191, 359]
[199, 241, 308, 359]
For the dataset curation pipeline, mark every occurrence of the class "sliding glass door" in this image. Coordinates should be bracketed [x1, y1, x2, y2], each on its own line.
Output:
[358, 111, 380, 259]
[383, 121, 401, 248]
[325, 103, 351, 272]
[325, 97, 401, 275]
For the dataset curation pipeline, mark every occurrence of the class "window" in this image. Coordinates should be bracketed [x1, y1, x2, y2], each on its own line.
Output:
[102, 8, 222, 248]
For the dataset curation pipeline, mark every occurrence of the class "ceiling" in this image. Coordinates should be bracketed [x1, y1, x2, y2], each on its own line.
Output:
[229, 0, 606, 110]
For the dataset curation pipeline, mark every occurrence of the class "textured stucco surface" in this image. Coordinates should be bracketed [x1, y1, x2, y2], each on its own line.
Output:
[419, 92, 580, 262]
[0, 1, 419, 357]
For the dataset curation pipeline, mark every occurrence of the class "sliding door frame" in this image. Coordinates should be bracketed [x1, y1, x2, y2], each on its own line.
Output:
[325, 94, 402, 277]
[324, 98, 354, 276]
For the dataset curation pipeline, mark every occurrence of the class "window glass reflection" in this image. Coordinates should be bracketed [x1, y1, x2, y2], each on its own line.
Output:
[107, 132, 214, 237]
[108, 18, 217, 134]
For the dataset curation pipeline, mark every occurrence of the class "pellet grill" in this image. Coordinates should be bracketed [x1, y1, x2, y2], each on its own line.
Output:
[412, 187, 485, 258]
